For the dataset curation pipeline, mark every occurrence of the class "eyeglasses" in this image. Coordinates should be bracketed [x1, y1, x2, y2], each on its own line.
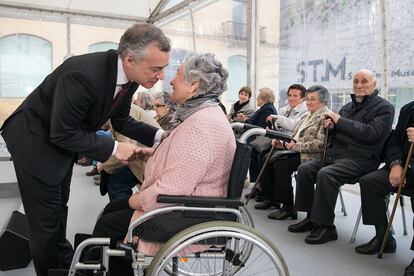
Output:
[154, 104, 166, 108]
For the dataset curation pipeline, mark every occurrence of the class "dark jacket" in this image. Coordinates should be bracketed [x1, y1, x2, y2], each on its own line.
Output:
[385, 101, 414, 170]
[327, 90, 394, 164]
[246, 102, 277, 128]
[1, 49, 158, 182]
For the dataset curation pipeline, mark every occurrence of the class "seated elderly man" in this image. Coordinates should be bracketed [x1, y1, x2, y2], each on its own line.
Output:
[288, 69, 394, 244]
[89, 53, 235, 275]
[255, 85, 330, 219]
[355, 102, 414, 269]
[267, 83, 308, 133]
[152, 91, 175, 131]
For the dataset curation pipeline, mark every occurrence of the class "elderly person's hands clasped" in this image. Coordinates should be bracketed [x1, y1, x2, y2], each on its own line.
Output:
[114, 142, 155, 165]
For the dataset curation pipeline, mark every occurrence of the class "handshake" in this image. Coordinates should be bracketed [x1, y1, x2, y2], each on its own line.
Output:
[114, 142, 154, 165]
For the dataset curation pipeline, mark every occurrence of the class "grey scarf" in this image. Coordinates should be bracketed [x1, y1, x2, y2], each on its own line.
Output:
[169, 94, 219, 129]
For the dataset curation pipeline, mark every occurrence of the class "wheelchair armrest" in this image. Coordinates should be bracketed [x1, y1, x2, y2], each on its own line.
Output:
[157, 195, 244, 207]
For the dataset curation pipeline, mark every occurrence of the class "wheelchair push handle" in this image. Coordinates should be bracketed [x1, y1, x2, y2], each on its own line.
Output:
[237, 125, 293, 144]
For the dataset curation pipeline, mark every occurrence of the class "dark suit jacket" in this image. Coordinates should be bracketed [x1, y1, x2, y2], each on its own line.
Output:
[1, 50, 158, 182]
[385, 101, 414, 173]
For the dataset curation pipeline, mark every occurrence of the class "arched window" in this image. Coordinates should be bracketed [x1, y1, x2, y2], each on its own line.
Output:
[0, 34, 52, 97]
[227, 55, 247, 101]
[88, 42, 118, 53]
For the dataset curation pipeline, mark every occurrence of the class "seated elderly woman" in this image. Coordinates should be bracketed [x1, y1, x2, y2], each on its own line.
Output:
[152, 91, 175, 130]
[254, 85, 330, 220]
[90, 53, 236, 275]
[236, 87, 277, 183]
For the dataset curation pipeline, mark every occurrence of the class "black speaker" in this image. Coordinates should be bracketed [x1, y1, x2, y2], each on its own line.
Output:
[0, 210, 32, 270]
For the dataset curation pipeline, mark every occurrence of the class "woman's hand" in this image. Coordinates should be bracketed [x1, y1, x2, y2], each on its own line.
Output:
[236, 113, 247, 122]
[134, 147, 154, 162]
[284, 141, 295, 150]
[128, 193, 141, 210]
[267, 114, 277, 122]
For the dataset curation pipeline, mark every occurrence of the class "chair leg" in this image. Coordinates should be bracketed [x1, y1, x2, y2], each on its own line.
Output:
[385, 195, 395, 235]
[350, 207, 362, 243]
[400, 196, 408, 235]
[339, 188, 348, 216]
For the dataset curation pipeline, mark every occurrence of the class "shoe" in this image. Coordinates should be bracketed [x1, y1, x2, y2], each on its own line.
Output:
[355, 236, 396, 255]
[288, 218, 313, 233]
[86, 167, 99, 176]
[77, 157, 92, 166]
[268, 209, 297, 220]
[305, 225, 338, 244]
[255, 193, 264, 202]
[254, 200, 280, 210]
[405, 258, 414, 276]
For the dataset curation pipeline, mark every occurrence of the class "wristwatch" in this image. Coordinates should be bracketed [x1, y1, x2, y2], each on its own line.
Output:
[389, 159, 402, 168]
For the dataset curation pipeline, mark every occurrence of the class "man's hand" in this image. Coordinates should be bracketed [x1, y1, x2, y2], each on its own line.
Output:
[389, 164, 404, 187]
[114, 142, 138, 165]
[267, 114, 277, 122]
[407, 127, 414, 143]
[323, 112, 340, 128]
[96, 162, 102, 172]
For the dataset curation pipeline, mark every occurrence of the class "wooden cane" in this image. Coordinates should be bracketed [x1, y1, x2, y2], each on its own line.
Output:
[320, 127, 330, 168]
[245, 142, 276, 205]
[377, 142, 414, 258]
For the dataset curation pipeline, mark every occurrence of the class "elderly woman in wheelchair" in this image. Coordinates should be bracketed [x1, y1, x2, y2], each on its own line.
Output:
[63, 53, 289, 276]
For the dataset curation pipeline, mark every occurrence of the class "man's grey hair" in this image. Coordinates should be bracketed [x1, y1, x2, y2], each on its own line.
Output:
[152, 91, 174, 110]
[306, 85, 330, 105]
[183, 53, 228, 97]
[118, 23, 171, 61]
[354, 69, 377, 84]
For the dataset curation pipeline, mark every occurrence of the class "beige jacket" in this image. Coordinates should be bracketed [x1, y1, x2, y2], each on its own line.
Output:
[100, 104, 160, 183]
[291, 105, 330, 162]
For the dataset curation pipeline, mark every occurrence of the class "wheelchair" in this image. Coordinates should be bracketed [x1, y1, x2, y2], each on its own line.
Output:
[60, 123, 291, 276]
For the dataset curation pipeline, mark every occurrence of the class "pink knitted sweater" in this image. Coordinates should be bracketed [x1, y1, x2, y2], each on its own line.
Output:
[130, 106, 236, 255]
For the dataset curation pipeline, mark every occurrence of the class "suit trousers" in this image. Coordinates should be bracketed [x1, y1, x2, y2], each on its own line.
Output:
[359, 167, 414, 250]
[2, 112, 74, 276]
[295, 157, 378, 226]
[261, 153, 301, 207]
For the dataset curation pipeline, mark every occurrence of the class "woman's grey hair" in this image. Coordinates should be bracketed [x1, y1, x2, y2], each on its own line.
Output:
[152, 91, 174, 110]
[258, 87, 275, 104]
[183, 53, 228, 97]
[135, 91, 154, 110]
[118, 23, 171, 61]
[305, 85, 329, 105]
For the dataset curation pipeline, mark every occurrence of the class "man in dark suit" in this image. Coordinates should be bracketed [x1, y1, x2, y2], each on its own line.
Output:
[288, 69, 394, 244]
[355, 101, 414, 275]
[0, 23, 170, 276]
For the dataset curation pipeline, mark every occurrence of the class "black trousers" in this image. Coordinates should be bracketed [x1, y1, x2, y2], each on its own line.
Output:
[359, 167, 414, 249]
[2, 113, 74, 276]
[92, 198, 134, 276]
[295, 157, 378, 226]
[261, 153, 301, 207]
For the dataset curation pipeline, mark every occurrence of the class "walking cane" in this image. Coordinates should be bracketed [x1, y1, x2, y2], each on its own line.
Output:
[377, 142, 414, 258]
[321, 127, 330, 168]
[246, 142, 276, 205]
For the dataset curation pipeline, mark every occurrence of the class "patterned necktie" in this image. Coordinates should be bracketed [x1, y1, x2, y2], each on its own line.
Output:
[111, 82, 132, 113]
[284, 108, 292, 118]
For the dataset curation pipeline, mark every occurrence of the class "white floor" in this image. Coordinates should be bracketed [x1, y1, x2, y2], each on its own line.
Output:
[0, 164, 412, 276]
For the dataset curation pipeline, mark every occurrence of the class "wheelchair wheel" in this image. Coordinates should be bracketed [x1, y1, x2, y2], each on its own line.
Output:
[239, 206, 254, 228]
[146, 221, 288, 276]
